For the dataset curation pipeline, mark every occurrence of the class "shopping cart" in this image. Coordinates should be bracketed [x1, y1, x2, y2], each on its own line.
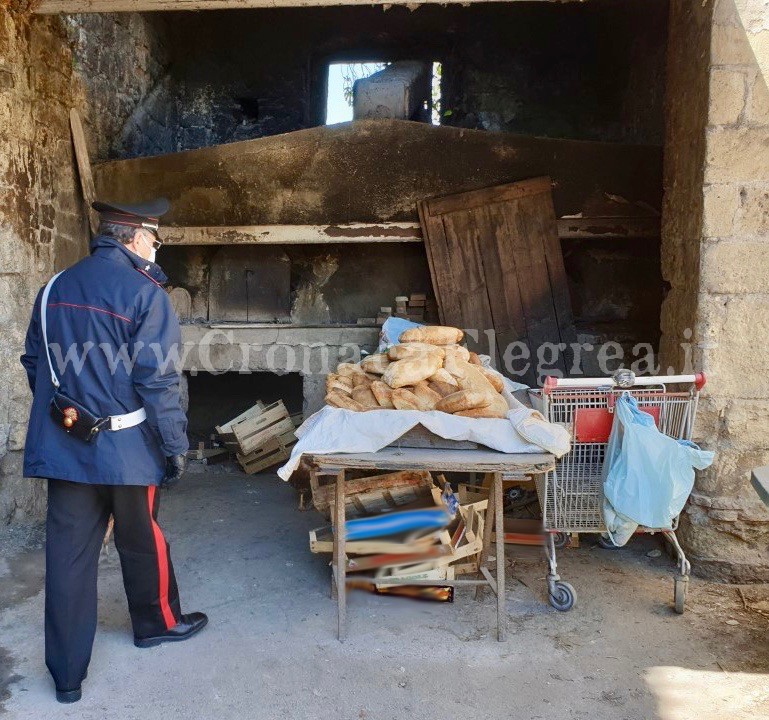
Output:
[532, 371, 707, 614]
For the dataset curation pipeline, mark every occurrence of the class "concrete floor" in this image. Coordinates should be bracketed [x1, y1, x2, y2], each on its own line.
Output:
[1, 469, 768, 720]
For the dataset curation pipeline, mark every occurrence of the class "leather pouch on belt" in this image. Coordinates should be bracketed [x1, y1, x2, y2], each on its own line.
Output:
[50, 391, 107, 442]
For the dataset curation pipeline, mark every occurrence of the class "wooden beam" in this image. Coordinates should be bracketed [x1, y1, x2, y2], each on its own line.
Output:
[36, 0, 547, 14]
[159, 217, 659, 246]
[69, 109, 99, 237]
[557, 216, 660, 239]
[159, 223, 423, 245]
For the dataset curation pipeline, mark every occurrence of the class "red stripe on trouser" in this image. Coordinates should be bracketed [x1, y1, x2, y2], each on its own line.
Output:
[147, 486, 177, 630]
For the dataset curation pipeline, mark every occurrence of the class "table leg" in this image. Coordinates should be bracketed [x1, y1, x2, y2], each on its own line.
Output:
[494, 472, 506, 641]
[333, 469, 346, 641]
[475, 474, 496, 601]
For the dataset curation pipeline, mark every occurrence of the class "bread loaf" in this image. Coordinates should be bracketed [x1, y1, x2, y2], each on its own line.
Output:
[428, 380, 458, 398]
[399, 326, 464, 345]
[388, 342, 445, 361]
[454, 404, 507, 419]
[360, 354, 390, 375]
[325, 391, 365, 411]
[382, 354, 442, 388]
[351, 372, 373, 388]
[351, 385, 380, 409]
[370, 380, 395, 408]
[478, 366, 505, 393]
[326, 373, 353, 394]
[444, 345, 471, 377]
[412, 381, 442, 411]
[337, 362, 367, 379]
[435, 390, 492, 414]
[428, 368, 458, 387]
[391, 388, 422, 411]
[455, 361, 499, 397]
[468, 351, 482, 365]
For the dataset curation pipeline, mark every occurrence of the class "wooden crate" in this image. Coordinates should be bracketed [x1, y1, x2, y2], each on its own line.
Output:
[215, 401, 265, 449]
[233, 400, 295, 456]
[310, 469, 434, 517]
[237, 428, 297, 475]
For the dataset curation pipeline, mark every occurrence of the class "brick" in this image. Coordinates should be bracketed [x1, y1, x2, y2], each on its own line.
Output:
[711, 24, 758, 66]
[709, 68, 746, 125]
[702, 183, 739, 236]
[705, 126, 769, 183]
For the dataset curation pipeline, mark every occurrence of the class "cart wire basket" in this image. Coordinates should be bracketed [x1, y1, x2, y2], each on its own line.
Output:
[533, 371, 707, 614]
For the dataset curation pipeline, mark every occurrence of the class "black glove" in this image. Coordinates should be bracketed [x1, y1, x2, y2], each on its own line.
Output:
[161, 454, 187, 489]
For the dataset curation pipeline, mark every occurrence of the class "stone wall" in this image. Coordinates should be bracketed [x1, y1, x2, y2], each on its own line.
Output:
[661, 0, 769, 580]
[0, 8, 166, 523]
[116, 1, 668, 158]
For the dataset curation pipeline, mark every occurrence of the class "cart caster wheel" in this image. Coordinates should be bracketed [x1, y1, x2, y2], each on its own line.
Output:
[598, 534, 619, 550]
[674, 575, 688, 615]
[553, 532, 571, 549]
[549, 581, 576, 611]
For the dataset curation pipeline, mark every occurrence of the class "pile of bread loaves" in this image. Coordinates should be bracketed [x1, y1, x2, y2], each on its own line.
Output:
[325, 325, 510, 418]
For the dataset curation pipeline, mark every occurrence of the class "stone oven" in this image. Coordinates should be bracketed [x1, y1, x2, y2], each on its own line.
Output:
[1, 0, 768, 581]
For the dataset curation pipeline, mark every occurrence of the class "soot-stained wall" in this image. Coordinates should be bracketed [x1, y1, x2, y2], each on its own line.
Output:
[112, 0, 668, 159]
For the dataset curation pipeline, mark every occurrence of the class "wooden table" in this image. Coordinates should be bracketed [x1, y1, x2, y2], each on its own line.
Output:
[308, 448, 556, 641]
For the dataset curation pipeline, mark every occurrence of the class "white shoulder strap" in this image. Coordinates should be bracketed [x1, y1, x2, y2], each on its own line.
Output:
[41, 271, 64, 389]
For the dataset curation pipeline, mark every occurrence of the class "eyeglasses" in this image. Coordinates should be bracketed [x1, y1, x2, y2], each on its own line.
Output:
[142, 226, 163, 251]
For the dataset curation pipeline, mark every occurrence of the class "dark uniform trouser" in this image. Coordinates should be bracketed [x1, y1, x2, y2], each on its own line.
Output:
[45, 479, 182, 690]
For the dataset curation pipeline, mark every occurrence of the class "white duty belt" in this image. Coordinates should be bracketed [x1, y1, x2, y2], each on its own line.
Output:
[41, 272, 147, 432]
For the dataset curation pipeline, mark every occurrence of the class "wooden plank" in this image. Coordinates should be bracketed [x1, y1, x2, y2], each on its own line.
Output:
[309, 448, 556, 474]
[419, 177, 576, 384]
[416, 204, 454, 326]
[153, 218, 657, 246]
[36, 0, 543, 13]
[334, 471, 346, 641]
[231, 401, 290, 445]
[427, 176, 553, 216]
[160, 223, 423, 245]
[237, 416, 295, 456]
[498, 187, 568, 380]
[313, 469, 433, 515]
[69, 109, 99, 237]
[215, 400, 265, 435]
[557, 216, 660, 239]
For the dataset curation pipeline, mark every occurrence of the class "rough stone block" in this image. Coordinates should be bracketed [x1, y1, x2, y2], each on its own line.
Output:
[746, 73, 769, 124]
[702, 183, 739, 236]
[709, 68, 746, 125]
[734, 183, 769, 234]
[708, 508, 739, 521]
[711, 23, 758, 66]
[705, 126, 769, 183]
[713, 0, 741, 28]
[353, 61, 430, 121]
[701, 240, 769, 292]
[722, 398, 769, 448]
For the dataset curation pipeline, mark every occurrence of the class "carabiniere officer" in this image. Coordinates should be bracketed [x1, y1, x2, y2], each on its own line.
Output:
[21, 199, 208, 704]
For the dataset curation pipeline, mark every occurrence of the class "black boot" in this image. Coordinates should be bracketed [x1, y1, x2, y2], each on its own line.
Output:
[56, 687, 82, 704]
[134, 612, 208, 649]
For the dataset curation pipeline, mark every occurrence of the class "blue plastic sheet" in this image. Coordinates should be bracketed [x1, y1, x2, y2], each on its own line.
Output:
[601, 393, 714, 546]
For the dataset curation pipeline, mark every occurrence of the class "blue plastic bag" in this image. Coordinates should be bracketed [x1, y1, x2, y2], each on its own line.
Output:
[601, 393, 714, 545]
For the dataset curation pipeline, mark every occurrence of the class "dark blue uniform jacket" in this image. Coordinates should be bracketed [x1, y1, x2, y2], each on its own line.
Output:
[21, 235, 189, 486]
